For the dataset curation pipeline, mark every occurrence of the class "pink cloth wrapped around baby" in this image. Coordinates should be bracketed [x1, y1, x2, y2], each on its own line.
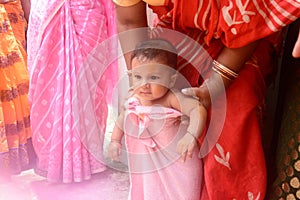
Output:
[123, 97, 202, 200]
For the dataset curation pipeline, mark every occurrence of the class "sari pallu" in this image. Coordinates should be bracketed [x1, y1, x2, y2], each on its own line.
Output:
[113, 0, 300, 199]
[0, 0, 34, 175]
[27, 0, 117, 183]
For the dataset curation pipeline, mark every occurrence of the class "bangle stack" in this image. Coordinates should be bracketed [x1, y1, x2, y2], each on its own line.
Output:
[211, 60, 238, 81]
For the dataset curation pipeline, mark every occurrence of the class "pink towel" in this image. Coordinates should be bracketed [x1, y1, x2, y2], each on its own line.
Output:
[124, 97, 202, 200]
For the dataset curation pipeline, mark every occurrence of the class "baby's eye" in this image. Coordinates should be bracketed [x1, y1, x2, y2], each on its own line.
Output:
[150, 76, 159, 80]
[134, 74, 142, 79]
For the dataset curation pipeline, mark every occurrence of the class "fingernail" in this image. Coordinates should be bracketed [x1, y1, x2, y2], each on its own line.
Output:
[181, 88, 187, 93]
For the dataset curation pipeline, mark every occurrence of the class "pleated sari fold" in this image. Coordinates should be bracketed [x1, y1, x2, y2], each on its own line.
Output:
[27, 0, 117, 183]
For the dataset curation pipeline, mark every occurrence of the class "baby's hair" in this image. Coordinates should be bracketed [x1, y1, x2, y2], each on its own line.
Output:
[131, 38, 178, 68]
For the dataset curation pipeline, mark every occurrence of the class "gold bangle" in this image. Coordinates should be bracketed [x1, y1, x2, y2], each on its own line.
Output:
[212, 65, 233, 81]
[212, 60, 238, 81]
[212, 60, 238, 77]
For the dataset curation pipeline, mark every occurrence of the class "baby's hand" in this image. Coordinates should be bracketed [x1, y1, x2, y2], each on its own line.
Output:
[176, 132, 198, 162]
[107, 141, 122, 161]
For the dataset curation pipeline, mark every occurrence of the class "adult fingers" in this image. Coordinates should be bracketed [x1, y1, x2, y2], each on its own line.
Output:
[181, 87, 201, 98]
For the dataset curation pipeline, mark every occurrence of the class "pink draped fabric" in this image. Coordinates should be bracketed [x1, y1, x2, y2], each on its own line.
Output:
[124, 97, 202, 200]
[27, 0, 117, 183]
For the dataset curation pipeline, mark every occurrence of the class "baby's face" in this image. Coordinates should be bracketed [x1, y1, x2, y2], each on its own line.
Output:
[131, 58, 176, 102]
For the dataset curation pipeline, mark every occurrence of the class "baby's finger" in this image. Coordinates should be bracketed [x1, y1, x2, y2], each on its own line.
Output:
[187, 151, 193, 158]
[176, 143, 184, 154]
[187, 142, 197, 158]
[113, 152, 120, 161]
[107, 147, 113, 159]
[181, 150, 188, 162]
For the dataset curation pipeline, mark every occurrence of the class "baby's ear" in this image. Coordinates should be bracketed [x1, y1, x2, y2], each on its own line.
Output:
[169, 73, 178, 88]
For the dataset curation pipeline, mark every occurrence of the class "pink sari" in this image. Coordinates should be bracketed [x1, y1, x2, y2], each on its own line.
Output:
[27, 0, 117, 183]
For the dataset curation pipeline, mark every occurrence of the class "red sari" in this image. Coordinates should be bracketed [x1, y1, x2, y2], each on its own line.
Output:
[152, 1, 300, 199]
[113, 0, 300, 199]
[153, 1, 300, 200]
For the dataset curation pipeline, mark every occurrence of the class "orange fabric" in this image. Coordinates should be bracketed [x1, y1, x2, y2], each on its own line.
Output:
[0, 0, 32, 174]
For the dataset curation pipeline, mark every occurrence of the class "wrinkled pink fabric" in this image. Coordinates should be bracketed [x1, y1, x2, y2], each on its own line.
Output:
[124, 97, 202, 200]
[27, 0, 117, 183]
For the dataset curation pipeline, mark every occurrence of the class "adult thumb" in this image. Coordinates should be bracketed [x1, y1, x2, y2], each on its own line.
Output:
[181, 87, 200, 97]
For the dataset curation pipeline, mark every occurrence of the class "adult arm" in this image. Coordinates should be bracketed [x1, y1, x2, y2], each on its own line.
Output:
[182, 41, 259, 109]
[115, 1, 148, 69]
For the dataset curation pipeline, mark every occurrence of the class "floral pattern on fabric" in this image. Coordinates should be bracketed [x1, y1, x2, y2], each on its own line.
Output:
[0, 0, 34, 176]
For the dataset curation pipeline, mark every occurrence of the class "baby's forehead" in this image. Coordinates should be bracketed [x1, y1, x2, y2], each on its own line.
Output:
[131, 62, 176, 74]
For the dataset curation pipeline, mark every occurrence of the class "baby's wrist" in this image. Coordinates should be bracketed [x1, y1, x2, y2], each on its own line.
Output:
[110, 139, 122, 146]
[186, 131, 198, 142]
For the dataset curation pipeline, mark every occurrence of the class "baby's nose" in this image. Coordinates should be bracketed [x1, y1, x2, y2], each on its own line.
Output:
[141, 79, 149, 86]
[141, 80, 150, 87]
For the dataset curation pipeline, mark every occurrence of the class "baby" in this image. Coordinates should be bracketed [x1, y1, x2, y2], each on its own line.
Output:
[107, 38, 207, 200]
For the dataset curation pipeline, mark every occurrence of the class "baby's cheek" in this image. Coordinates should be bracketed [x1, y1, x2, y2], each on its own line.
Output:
[151, 80, 169, 88]
[132, 80, 142, 87]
